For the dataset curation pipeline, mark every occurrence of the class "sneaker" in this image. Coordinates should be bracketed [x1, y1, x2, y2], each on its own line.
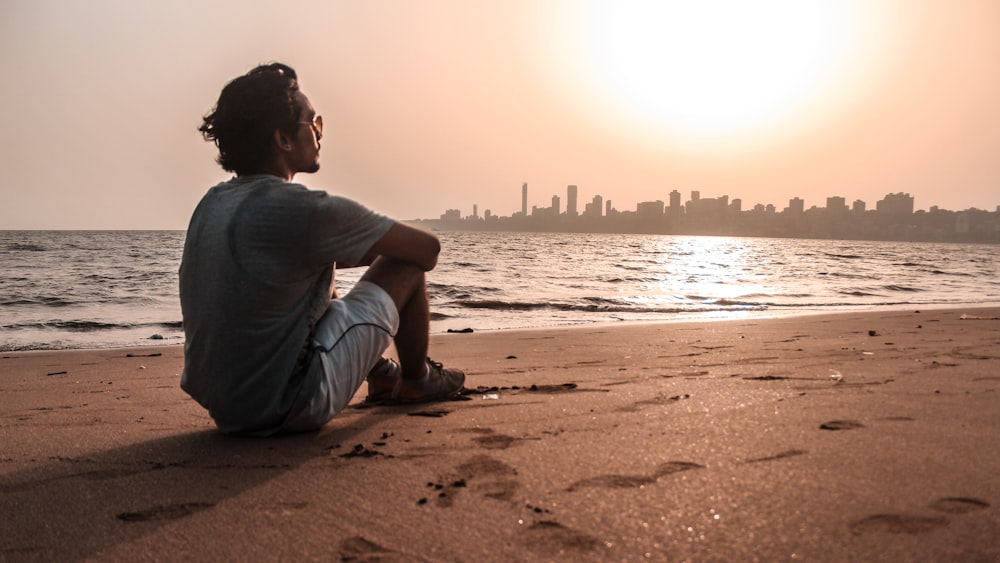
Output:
[391, 358, 465, 403]
[365, 358, 400, 403]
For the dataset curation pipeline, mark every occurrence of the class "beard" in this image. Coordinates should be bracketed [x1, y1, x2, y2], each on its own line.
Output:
[299, 153, 320, 174]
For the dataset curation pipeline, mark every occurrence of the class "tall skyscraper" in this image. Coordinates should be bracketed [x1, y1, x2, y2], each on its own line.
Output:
[668, 189, 682, 220]
[521, 182, 528, 217]
[567, 184, 578, 217]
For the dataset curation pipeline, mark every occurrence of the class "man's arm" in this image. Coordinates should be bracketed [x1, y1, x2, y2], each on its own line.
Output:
[365, 222, 441, 272]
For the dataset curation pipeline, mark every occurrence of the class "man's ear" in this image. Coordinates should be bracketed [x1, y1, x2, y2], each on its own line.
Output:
[272, 129, 293, 152]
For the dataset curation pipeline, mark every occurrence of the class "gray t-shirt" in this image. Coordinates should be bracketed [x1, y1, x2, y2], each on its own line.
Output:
[179, 175, 394, 434]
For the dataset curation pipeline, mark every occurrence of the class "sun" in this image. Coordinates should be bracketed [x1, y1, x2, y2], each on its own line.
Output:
[589, 2, 848, 133]
[535, 0, 888, 152]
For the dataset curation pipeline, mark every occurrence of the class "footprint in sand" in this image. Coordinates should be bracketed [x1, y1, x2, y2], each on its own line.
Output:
[116, 502, 214, 523]
[819, 420, 865, 430]
[424, 455, 519, 507]
[526, 383, 586, 394]
[848, 514, 948, 535]
[566, 461, 704, 492]
[457, 455, 519, 502]
[745, 449, 808, 464]
[849, 497, 990, 535]
[929, 497, 990, 514]
[473, 434, 519, 450]
[567, 474, 657, 491]
[523, 520, 606, 557]
[617, 393, 691, 413]
[339, 536, 395, 561]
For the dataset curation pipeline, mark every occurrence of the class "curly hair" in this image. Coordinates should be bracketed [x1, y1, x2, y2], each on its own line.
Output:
[199, 63, 302, 175]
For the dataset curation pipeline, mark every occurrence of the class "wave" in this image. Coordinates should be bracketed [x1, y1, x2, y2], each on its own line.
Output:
[818, 272, 878, 280]
[6, 243, 48, 252]
[838, 290, 879, 297]
[0, 297, 77, 307]
[431, 284, 503, 298]
[883, 284, 922, 292]
[2, 320, 182, 332]
[454, 298, 767, 315]
[0, 295, 164, 307]
[837, 284, 924, 296]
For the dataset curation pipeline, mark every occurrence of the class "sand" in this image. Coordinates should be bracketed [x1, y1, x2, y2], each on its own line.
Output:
[2, 307, 999, 561]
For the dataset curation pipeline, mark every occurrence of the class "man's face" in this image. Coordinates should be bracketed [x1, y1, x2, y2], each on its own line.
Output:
[289, 90, 322, 174]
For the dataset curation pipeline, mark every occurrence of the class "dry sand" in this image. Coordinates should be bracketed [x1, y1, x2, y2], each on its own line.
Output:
[2, 308, 999, 561]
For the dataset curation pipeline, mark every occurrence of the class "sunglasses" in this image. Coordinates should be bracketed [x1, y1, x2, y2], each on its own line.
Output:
[298, 115, 323, 139]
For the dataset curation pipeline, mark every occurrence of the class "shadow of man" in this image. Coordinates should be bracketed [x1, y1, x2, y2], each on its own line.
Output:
[1, 409, 389, 560]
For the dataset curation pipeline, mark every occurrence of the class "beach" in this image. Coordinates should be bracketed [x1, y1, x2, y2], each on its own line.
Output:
[2, 307, 999, 561]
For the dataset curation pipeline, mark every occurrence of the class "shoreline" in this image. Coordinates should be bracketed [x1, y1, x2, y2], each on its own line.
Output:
[7, 302, 1000, 354]
[3, 307, 999, 560]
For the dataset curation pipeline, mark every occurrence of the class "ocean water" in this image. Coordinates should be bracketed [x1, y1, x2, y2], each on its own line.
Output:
[2, 230, 998, 351]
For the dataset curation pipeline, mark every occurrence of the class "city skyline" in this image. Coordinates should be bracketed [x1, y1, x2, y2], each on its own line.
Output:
[428, 182, 1000, 243]
[438, 182, 1000, 222]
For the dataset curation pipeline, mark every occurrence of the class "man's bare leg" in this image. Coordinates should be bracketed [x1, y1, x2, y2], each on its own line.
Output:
[360, 256, 431, 380]
[360, 256, 464, 401]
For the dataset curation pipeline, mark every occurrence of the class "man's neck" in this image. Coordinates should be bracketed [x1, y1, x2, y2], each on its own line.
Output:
[239, 170, 292, 181]
[241, 159, 294, 182]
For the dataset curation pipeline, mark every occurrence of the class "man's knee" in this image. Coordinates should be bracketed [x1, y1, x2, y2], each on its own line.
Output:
[361, 257, 425, 310]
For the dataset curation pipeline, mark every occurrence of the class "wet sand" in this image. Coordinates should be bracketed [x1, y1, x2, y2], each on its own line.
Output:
[2, 308, 999, 561]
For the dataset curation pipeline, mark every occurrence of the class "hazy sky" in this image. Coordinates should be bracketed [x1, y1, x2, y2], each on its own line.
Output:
[2, 0, 998, 229]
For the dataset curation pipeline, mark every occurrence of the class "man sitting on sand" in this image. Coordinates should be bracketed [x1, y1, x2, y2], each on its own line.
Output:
[179, 62, 464, 436]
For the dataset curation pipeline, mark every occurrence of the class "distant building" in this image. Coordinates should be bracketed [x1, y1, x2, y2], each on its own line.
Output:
[584, 195, 603, 217]
[521, 182, 528, 216]
[567, 185, 578, 217]
[852, 200, 866, 213]
[956, 212, 970, 233]
[877, 192, 914, 215]
[666, 190, 682, 221]
[787, 198, 805, 214]
[636, 200, 664, 217]
[687, 194, 728, 215]
[827, 196, 847, 212]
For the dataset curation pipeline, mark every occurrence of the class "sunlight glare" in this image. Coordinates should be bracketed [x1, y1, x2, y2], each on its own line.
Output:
[533, 0, 894, 153]
[590, 1, 847, 134]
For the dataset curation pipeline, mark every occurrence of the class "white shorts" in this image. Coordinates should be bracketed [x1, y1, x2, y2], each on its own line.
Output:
[282, 281, 399, 432]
